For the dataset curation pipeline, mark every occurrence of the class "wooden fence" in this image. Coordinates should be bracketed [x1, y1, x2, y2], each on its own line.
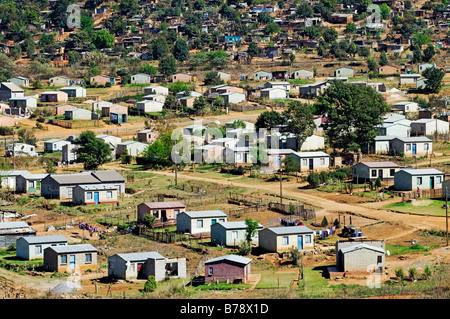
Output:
[53, 119, 100, 129]
[401, 188, 443, 202]
[268, 202, 316, 221]
[228, 203, 269, 216]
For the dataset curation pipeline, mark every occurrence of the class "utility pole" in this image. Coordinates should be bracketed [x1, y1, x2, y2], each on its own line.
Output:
[175, 164, 178, 186]
[446, 187, 449, 247]
[279, 168, 283, 206]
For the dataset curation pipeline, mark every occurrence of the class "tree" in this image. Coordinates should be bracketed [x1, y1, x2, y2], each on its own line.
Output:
[367, 57, 377, 72]
[283, 100, 316, 151]
[379, 51, 388, 66]
[158, 55, 177, 76]
[244, 217, 259, 245]
[17, 129, 37, 146]
[142, 128, 176, 166]
[345, 22, 356, 34]
[422, 67, 444, 93]
[379, 3, 390, 20]
[322, 27, 338, 43]
[143, 214, 156, 228]
[304, 26, 321, 39]
[315, 81, 390, 152]
[413, 33, 431, 48]
[119, 0, 140, 16]
[193, 96, 208, 113]
[172, 38, 190, 62]
[412, 45, 422, 63]
[138, 63, 158, 76]
[296, 1, 314, 18]
[423, 44, 435, 62]
[149, 37, 169, 60]
[255, 110, 285, 130]
[203, 71, 223, 85]
[247, 42, 259, 57]
[289, 248, 302, 266]
[257, 12, 273, 24]
[0, 53, 14, 82]
[265, 22, 280, 35]
[73, 130, 112, 169]
[144, 276, 157, 292]
[283, 154, 300, 173]
[92, 29, 115, 49]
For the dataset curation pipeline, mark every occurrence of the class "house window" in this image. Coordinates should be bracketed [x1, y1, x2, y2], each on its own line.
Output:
[320, 158, 325, 165]
[106, 191, 112, 199]
[302, 159, 307, 166]
[305, 235, 312, 244]
[60, 255, 67, 265]
[406, 144, 411, 151]
[197, 219, 203, 228]
[208, 267, 213, 275]
[86, 192, 92, 200]
[377, 256, 382, 264]
[424, 143, 429, 151]
[85, 254, 92, 264]
[35, 245, 42, 254]
[371, 170, 377, 177]
[282, 236, 289, 246]
[219, 219, 225, 222]
[232, 231, 238, 240]
[390, 169, 395, 176]
[436, 176, 442, 184]
[417, 177, 422, 185]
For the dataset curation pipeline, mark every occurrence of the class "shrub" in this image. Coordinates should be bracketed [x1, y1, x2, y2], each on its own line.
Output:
[238, 241, 251, 256]
[423, 264, 433, 279]
[395, 267, 405, 281]
[144, 276, 157, 292]
[408, 267, 418, 281]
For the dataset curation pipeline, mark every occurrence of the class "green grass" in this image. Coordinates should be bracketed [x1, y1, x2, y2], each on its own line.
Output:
[382, 198, 448, 217]
[385, 243, 437, 255]
[195, 282, 252, 290]
[255, 270, 298, 289]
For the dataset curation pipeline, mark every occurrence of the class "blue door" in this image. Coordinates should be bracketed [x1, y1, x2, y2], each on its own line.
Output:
[412, 144, 417, 155]
[94, 192, 99, 204]
[277, 156, 282, 167]
[297, 235, 303, 249]
[69, 255, 76, 270]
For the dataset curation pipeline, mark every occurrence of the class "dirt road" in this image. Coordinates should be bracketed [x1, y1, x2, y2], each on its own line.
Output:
[141, 169, 448, 234]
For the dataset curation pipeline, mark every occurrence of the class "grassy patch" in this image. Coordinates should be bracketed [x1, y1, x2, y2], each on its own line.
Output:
[383, 198, 448, 217]
[255, 270, 298, 289]
[195, 282, 252, 290]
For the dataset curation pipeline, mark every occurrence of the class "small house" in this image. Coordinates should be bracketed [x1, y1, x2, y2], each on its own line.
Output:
[258, 226, 315, 253]
[43, 139, 71, 153]
[334, 67, 354, 77]
[54, 104, 76, 116]
[41, 91, 68, 103]
[376, 122, 411, 138]
[142, 94, 166, 103]
[60, 86, 86, 98]
[16, 235, 68, 260]
[176, 210, 227, 235]
[92, 100, 113, 112]
[390, 136, 432, 157]
[49, 76, 70, 86]
[143, 85, 169, 96]
[292, 151, 330, 172]
[96, 134, 121, 153]
[352, 161, 400, 183]
[8, 96, 37, 113]
[329, 13, 353, 24]
[108, 251, 186, 282]
[204, 255, 252, 283]
[0, 221, 36, 248]
[136, 100, 163, 113]
[418, 63, 436, 73]
[394, 168, 444, 191]
[291, 69, 314, 80]
[253, 70, 273, 81]
[211, 221, 263, 247]
[260, 87, 287, 100]
[335, 240, 385, 273]
[194, 144, 225, 163]
[6, 143, 37, 157]
[0, 82, 24, 101]
[90, 74, 115, 86]
[7, 77, 30, 87]
[137, 201, 186, 223]
[171, 73, 196, 83]
[220, 92, 246, 105]
[62, 143, 78, 164]
[392, 101, 419, 114]
[101, 103, 128, 117]
[131, 73, 152, 84]
[217, 71, 231, 82]
[399, 74, 421, 85]
[72, 184, 119, 205]
[179, 96, 197, 108]
[378, 65, 399, 74]
[116, 140, 148, 156]
[136, 129, 159, 144]
[64, 108, 94, 120]
[15, 171, 48, 194]
[43, 244, 98, 272]
[410, 118, 449, 136]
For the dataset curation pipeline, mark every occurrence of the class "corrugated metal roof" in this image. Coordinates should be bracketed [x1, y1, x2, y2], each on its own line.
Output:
[183, 210, 227, 218]
[214, 221, 263, 229]
[115, 251, 165, 261]
[205, 254, 252, 265]
[20, 235, 67, 244]
[47, 172, 100, 185]
[47, 244, 97, 253]
[340, 243, 385, 254]
[90, 170, 126, 182]
[358, 161, 399, 168]
[267, 226, 313, 235]
[0, 221, 31, 229]
[140, 201, 186, 209]
[399, 168, 444, 176]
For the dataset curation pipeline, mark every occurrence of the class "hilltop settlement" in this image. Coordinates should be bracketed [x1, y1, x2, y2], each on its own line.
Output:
[0, 0, 448, 301]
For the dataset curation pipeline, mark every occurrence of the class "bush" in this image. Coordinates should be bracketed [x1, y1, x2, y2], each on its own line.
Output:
[238, 241, 251, 256]
[395, 267, 405, 281]
[144, 276, 157, 292]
